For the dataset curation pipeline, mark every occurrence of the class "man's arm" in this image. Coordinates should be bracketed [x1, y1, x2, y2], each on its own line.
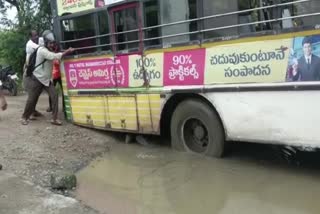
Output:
[291, 59, 300, 81]
[292, 70, 300, 81]
[40, 47, 74, 61]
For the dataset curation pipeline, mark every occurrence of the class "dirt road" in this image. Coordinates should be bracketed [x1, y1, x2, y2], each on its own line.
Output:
[0, 93, 114, 189]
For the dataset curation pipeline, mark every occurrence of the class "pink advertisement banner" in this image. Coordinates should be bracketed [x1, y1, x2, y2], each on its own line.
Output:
[163, 49, 206, 86]
[64, 56, 129, 89]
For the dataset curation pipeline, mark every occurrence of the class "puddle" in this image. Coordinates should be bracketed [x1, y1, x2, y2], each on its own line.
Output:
[76, 142, 320, 214]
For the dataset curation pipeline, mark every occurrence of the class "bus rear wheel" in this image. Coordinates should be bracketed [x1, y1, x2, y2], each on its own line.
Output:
[170, 99, 225, 158]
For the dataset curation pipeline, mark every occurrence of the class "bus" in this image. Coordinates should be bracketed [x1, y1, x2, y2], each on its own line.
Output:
[51, 0, 320, 157]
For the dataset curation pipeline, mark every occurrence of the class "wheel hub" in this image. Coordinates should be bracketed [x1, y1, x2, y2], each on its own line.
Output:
[194, 125, 205, 140]
[183, 118, 209, 153]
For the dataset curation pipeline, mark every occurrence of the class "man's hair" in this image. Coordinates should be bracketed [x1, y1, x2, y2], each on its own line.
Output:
[29, 30, 37, 38]
[302, 37, 313, 46]
[42, 30, 56, 44]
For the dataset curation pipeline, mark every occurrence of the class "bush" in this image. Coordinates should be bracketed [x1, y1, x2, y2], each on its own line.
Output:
[0, 30, 27, 77]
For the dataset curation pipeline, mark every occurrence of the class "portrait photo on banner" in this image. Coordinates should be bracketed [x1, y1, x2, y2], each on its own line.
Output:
[286, 35, 320, 82]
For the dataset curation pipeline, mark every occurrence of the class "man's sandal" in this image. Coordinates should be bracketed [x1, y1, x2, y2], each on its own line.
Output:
[51, 119, 62, 126]
[21, 119, 29, 125]
[33, 111, 43, 117]
[29, 116, 37, 121]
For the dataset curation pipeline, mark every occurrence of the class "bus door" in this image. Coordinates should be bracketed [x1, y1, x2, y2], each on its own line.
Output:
[105, 3, 144, 132]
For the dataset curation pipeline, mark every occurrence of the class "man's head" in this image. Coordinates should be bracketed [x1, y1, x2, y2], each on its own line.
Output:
[42, 30, 56, 51]
[302, 37, 313, 57]
[30, 30, 39, 44]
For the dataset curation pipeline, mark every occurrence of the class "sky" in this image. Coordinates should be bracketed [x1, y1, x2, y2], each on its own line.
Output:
[7, 7, 17, 20]
[0, 6, 17, 26]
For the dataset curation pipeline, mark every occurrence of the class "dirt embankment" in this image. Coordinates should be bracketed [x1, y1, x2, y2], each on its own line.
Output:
[0, 94, 116, 189]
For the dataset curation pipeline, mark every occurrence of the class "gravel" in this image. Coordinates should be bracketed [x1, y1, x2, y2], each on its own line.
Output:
[0, 93, 121, 212]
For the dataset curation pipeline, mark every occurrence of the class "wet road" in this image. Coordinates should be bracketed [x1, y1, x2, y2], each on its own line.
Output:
[76, 139, 320, 214]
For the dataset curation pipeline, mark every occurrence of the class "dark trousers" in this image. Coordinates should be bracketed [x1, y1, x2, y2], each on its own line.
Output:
[48, 77, 65, 113]
[23, 73, 40, 113]
[22, 76, 58, 120]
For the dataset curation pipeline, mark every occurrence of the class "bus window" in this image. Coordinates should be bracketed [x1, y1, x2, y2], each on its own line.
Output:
[202, 0, 320, 41]
[188, 0, 198, 41]
[112, 6, 140, 52]
[97, 11, 111, 52]
[159, 0, 199, 47]
[202, 0, 239, 40]
[292, 0, 320, 28]
[61, 14, 96, 54]
[143, 0, 160, 48]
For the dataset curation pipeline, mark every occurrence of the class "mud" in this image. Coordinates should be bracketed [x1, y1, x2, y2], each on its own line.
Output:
[76, 141, 320, 214]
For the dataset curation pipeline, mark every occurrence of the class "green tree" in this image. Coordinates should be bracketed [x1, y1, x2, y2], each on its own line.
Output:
[0, 0, 52, 76]
[0, 30, 25, 74]
[0, 0, 51, 29]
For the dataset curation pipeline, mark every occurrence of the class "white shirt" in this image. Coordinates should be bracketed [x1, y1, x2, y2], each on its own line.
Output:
[25, 39, 39, 63]
[305, 55, 312, 64]
[33, 46, 63, 87]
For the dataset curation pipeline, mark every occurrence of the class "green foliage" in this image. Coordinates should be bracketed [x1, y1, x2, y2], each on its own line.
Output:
[0, 0, 52, 76]
[0, 30, 25, 75]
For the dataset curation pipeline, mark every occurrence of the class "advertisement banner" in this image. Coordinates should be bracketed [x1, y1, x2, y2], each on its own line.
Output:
[164, 49, 206, 86]
[205, 39, 292, 84]
[129, 53, 164, 87]
[57, 0, 95, 16]
[286, 35, 320, 82]
[63, 34, 320, 91]
[64, 56, 129, 89]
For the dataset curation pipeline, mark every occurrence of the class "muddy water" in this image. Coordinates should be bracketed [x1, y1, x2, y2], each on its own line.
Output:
[76, 141, 320, 214]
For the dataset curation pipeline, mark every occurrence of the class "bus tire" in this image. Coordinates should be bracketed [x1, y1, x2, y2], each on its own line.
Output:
[170, 99, 225, 158]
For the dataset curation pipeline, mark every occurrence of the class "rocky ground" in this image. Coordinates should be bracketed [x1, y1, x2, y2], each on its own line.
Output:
[0, 93, 123, 211]
[0, 171, 99, 214]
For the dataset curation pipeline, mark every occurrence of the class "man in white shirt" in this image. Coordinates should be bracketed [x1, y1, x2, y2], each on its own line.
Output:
[21, 30, 74, 125]
[23, 30, 42, 118]
[25, 30, 39, 63]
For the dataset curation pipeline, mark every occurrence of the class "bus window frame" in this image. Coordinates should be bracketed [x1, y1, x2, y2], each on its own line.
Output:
[141, 0, 162, 49]
[108, 2, 144, 55]
[58, 5, 114, 56]
[55, 0, 320, 57]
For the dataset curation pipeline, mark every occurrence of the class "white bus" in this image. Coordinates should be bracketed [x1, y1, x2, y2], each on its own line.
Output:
[52, 0, 320, 157]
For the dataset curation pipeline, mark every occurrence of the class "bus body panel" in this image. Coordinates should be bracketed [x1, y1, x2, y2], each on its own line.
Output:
[56, 0, 320, 149]
[206, 91, 320, 148]
[67, 94, 163, 134]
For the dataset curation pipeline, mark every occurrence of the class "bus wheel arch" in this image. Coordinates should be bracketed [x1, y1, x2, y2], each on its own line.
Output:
[160, 93, 227, 158]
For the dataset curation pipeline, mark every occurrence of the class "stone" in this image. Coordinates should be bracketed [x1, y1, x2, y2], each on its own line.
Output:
[50, 172, 77, 190]
[136, 135, 150, 146]
[125, 134, 134, 144]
